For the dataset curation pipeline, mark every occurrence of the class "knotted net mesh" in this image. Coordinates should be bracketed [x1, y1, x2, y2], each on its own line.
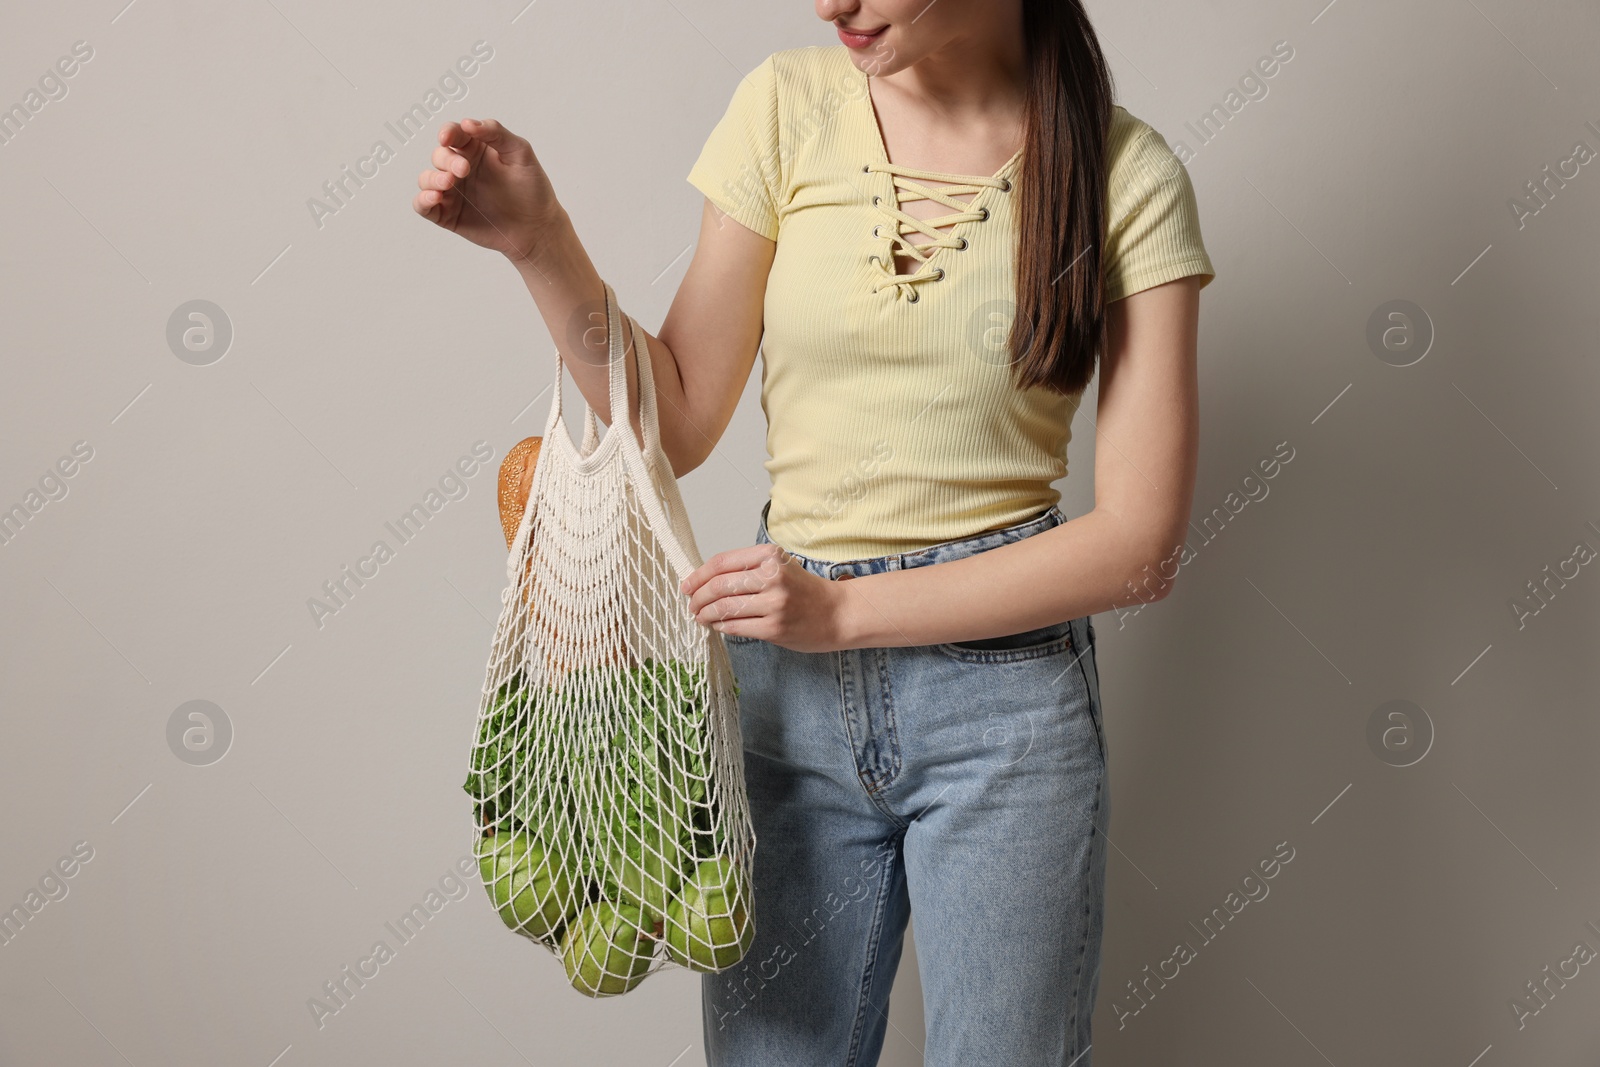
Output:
[466, 282, 755, 997]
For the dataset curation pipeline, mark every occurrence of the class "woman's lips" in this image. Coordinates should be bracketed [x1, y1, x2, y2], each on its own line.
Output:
[837, 23, 887, 49]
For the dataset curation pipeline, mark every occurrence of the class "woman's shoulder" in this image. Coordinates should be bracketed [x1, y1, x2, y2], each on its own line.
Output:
[1107, 105, 1174, 160]
[1104, 104, 1189, 198]
[763, 43, 856, 77]
[753, 45, 866, 107]
[1099, 103, 1215, 300]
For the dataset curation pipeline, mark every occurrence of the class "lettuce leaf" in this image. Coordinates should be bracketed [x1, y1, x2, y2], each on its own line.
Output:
[465, 658, 723, 895]
[464, 674, 537, 835]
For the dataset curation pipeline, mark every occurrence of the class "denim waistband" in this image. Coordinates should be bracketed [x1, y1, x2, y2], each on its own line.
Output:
[754, 499, 1068, 580]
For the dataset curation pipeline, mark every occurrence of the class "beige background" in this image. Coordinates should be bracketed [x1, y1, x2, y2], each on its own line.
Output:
[2, 1, 1598, 1064]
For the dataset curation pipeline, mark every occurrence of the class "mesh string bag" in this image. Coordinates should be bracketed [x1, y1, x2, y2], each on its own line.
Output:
[465, 280, 755, 997]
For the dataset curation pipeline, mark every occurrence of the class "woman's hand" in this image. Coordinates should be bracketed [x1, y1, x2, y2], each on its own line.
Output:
[413, 118, 560, 263]
[680, 544, 853, 653]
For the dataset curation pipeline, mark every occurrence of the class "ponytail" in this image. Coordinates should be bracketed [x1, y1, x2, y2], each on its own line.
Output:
[1009, 0, 1115, 396]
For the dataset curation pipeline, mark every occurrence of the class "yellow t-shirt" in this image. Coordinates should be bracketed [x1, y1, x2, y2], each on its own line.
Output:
[687, 45, 1215, 563]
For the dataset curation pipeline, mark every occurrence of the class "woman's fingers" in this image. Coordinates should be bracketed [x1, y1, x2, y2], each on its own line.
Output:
[412, 187, 453, 221]
[417, 167, 454, 192]
[460, 117, 535, 165]
[417, 132, 474, 206]
[417, 116, 543, 246]
[413, 188, 441, 214]
[431, 143, 469, 177]
[682, 545, 788, 612]
[438, 120, 476, 152]
[428, 118, 533, 189]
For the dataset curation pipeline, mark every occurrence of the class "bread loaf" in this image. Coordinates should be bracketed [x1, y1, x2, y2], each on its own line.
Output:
[498, 436, 543, 548]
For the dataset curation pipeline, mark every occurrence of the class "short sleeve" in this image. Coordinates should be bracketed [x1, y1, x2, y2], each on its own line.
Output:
[1103, 126, 1216, 303]
[686, 55, 782, 241]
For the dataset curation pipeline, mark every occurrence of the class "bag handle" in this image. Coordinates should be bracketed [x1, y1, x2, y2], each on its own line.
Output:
[542, 281, 663, 459]
[536, 280, 699, 583]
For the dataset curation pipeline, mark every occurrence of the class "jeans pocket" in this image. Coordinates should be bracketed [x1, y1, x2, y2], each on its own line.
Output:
[934, 618, 1075, 663]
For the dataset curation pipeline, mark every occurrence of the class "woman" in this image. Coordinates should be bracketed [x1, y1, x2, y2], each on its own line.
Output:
[415, 1, 1213, 1062]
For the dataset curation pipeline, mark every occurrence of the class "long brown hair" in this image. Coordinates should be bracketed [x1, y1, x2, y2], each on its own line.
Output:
[1010, 0, 1115, 396]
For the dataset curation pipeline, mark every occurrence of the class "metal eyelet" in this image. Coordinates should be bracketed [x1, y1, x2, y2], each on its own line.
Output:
[868, 255, 881, 267]
[976, 206, 990, 221]
[906, 289, 920, 303]
[932, 268, 945, 280]
[872, 224, 883, 238]
[862, 164, 871, 173]
[872, 195, 881, 206]
[998, 179, 1011, 192]
[954, 237, 968, 250]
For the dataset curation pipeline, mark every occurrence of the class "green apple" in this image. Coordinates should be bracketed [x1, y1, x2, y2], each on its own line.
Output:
[605, 820, 685, 928]
[478, 830, 574, 940]
[560, 900, 654, 997]
[663, 857, 754, 973]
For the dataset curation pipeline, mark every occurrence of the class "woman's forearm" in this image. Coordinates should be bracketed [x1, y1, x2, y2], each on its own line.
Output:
[832, 507, 1183, 649]
[509, 206, 696, 473]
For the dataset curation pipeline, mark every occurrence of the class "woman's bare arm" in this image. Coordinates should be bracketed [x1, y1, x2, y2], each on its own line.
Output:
[679, 275, 1204, 651]
[414, 117, 774, 477]
[510, 199, 774, 477]
[820, 275, 1203, 647]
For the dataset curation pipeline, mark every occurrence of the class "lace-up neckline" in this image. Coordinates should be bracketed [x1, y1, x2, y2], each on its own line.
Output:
[856, 64, 1022, 302]
[864, 163, 1013, 301]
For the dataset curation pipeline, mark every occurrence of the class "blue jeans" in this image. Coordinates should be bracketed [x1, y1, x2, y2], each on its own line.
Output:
[702, 501, 1108, 1067]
